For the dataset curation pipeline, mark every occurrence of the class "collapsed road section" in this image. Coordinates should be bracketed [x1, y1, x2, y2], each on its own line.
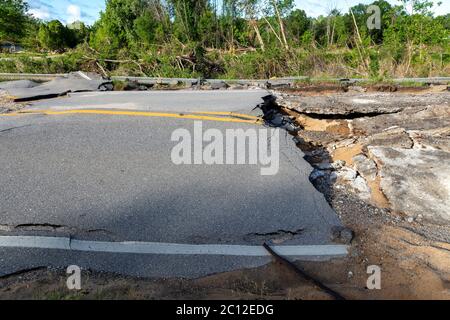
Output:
[257, 87, 450, 299]
[276, 89, 450, 223]
[0, 72, 113, 102]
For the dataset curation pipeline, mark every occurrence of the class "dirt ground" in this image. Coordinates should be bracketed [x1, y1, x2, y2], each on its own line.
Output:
[0, 93, 25, 113]
[0, 84, 449, 300]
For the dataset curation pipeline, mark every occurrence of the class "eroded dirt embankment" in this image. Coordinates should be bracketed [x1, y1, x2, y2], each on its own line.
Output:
[278, 90, 450, 221]
[274, 88, 450, 299]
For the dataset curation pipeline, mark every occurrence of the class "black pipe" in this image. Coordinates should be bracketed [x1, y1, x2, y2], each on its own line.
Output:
[263, 242, 346, 300]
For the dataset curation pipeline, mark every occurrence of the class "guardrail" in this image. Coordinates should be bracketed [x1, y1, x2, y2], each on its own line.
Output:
[1, 73, 449, 84]
[0, 73, 67, 81]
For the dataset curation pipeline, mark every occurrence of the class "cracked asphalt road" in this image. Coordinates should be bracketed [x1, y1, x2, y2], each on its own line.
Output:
[0, 90, 343, 278]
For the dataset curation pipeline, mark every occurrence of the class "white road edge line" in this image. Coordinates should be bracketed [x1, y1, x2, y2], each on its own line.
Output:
[0, 236, 348, 257]
[76, 71, 92, 81]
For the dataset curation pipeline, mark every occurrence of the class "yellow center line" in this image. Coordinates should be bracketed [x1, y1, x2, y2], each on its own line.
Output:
[1, 109, 262, 124]
[190, 111, 260, 120]
[0, 113, 21, 117]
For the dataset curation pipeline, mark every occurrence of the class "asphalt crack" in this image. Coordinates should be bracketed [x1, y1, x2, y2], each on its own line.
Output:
[0, 125, 32, 134]
[0, 223, 113, 237]
[244, 229, 304, 244]
[255, 95, 301, 133]
[0, 266, 47, 280]
[295, 110, 404, 120]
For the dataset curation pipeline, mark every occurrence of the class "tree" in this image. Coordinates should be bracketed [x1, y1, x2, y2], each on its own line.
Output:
[67, 21, 90, 47]
[90, 0, 145, 52]
[134, 1, 170, 46]
[436, 14, 450, 30]
[197, 7, 219, 47]
[400, 0, 435, 15]
[236, 0, 266, 51]
[260, 0, 293, 50]
[286, 9, 310, 43]
[0, 0, 28, 42]
[384, 13, 447, 47]
[169, 0, 212, 42]
[38, 20, 67, 51]
[368, 0, 395, 44]
[134, 11, 160, 45]
[20, 16, 41, 49]
[341, 1, 396, 45]
[384, 0, 447, 47]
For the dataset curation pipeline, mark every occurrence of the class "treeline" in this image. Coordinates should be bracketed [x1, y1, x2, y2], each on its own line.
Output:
[0, 1, 88, 50]
[0, 0, 449, 78]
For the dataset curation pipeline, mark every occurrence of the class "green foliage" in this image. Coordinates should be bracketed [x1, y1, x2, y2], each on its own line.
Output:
[2, 0, 449, 79]
[400, 0, 435, 15]
[67, 21, 90, 46]
[170, 0, 212, 42]
[20, 17, 41, 49]
[286, 9, 310, 43]
[34, 20, 88, 51]
[384, 14, 448, 47]
[436, 14, 450, 30]
[38, 20, 67, 51]
[134, 11, 161, 46]
[0, 0, 28, 42]
[90, 0, 143, 52]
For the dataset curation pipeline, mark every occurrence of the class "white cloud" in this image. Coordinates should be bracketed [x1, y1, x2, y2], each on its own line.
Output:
[67, 4, 81, 23]
[433, 1, 450, 16]
[28, 7, 51, 20]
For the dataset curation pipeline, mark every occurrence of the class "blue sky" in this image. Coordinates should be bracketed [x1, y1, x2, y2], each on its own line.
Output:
[27, 0, 103, 24]
[27, 0, 450, 26]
